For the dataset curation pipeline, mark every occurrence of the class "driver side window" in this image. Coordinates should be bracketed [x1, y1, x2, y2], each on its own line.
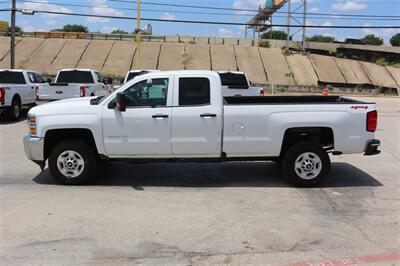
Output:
[122, 78, 169, 107]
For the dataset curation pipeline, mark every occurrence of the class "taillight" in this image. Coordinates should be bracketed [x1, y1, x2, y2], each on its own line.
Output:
[0, 87, 5, 104]
[80, 86, 86, 97]
[367, 110, 378, 132]
[260, 89, 264, 96]
[35, 86, 39, 101]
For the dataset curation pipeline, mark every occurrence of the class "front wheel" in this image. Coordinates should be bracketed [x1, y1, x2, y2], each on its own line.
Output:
[48, 140, 97, 185]
[282, 141, 330, 187]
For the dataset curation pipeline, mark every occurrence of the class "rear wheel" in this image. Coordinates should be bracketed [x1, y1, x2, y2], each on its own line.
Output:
[6, 98, 21, 121]
[48, 140, 97, 185]
[282, 141, 330, 187]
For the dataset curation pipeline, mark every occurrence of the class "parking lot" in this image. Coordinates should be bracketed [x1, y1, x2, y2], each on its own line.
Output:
[0, 96, 399, 265]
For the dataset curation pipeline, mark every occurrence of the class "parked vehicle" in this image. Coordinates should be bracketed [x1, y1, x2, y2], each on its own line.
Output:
[24, 71, 380, 187]
[112, 70, 160, 91]
[36, 69, 111, 104]
[218, 71, 263, 96]
[0, 69, 51, 120]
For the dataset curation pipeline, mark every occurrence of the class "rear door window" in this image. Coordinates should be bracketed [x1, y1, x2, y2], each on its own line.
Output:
[56, 71, 94, 83]
[0, 72, 26, 84]
[178, 78, 210, 106]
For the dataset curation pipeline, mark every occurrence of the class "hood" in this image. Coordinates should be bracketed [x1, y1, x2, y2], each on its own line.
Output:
[29, 97, 99, 116]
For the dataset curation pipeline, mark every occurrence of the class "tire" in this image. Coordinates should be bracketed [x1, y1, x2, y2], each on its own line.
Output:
[6, 98, 21, 121]
[282, 141, 330, 187]
[48, 140, 97, 185]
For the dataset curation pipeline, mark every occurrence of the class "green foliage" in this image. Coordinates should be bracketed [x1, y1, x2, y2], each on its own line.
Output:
[111, 29, 128, 34]
[62, 24, 88, 33]
[261, 30, 288, 40]
[258, 39, 270, 48]
[306, 35, 335, 43]
[361, 34, 383, 46]
[390, 33, 400, 47]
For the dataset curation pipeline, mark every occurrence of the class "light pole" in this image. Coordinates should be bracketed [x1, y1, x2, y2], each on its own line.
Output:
[10, 0, 16, 69]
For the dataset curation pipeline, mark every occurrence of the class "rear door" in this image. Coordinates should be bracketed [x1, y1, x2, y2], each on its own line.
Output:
[171, 75, 222, 157]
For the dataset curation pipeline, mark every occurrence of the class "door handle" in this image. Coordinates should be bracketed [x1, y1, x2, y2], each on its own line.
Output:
[200, 113, 217, 118]
[152, 114, 169, 119]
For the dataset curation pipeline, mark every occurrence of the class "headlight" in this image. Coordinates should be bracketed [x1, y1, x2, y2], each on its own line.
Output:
[28, 115, 37, 136]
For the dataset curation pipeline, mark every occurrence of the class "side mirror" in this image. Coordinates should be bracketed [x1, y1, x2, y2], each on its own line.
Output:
[115, 93, 127, 112]
[103, 78, 112, 85]
[46, 77, 52, 83]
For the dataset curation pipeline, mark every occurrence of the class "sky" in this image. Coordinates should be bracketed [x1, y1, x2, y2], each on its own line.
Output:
[0, 0, 399, 44]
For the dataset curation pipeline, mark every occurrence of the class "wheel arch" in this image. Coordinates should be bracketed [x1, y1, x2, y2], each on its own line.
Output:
[280, 127, 334, 157]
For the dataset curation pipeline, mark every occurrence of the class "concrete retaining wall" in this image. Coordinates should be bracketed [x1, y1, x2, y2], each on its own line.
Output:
[102, 41, 136, 77]
[77, 40, 115, 70]
[0, 38, 44, 69]
[259, 47, 293, 85]
[210, 45, 237, 72]
[234, 46, 267, 84]
[158, 43, 185, 71]
[361, 62, 398, 88]
[286, 54, 319, 86]
[309, 54, 346, 84]
[185, 44, 211, 70]
[335, 58, 371, 85]
[131, 42, 161, 70]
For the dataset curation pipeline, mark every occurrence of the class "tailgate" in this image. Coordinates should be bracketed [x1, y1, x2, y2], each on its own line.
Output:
[38, 84, 81, 101]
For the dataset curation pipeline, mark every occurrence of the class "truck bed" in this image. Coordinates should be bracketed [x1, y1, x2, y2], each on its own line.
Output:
[224, 96, 366, 105]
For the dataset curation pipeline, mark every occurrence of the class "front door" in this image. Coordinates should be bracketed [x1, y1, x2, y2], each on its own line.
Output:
[102, 77, 173, 157]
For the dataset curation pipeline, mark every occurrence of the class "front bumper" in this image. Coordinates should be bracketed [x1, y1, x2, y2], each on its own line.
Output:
[23, 135, 44, 163]
[364, 139, 381, 156]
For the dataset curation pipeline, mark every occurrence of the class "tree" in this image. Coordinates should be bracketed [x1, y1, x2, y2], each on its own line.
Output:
[390, 33, 400, 47]
[62, 24, 88, 33]
[6, 26, 22, 35]
[111, 29, 128, 34]
[261, 30, 288, 40]
[306, 35, 335, 43]
[361, 34, 383, 46]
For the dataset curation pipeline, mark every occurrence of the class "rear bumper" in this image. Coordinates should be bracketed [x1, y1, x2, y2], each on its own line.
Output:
[364, 139, 381, 156]
[23, 135, 44, 163]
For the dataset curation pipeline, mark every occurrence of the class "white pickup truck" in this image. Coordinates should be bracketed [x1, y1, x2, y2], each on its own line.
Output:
[0, 69, 51, 120]
[23, 71, 380, 187]
[218, 71, 263, 96]
[36, 69, 111, 104]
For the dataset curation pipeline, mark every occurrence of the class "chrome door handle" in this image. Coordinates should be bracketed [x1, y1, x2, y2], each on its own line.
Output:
[152, 114, 169, 119]
[200, 113, 217, 118]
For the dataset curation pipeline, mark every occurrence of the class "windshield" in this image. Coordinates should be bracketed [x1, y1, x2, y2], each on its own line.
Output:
[218, 73, 248, 87]
[0, 72, 26, 84]
[126, 71, 148, 83]
[56, 71, 94, 84]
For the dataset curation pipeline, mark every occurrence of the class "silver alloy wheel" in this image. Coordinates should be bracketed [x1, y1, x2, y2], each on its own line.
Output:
[57, 150, 85, 178]
[294, 152, 322, 180]
[13, 104, 19, 118]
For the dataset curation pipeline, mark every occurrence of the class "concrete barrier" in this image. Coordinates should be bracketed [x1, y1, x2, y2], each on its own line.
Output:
[24, 39, 66, 75]
[361, 62, 398, 88]
[0, 38, 44, 69]
[131, 42, 161, 70]
[210, 45, 237, 71]
[49, 39, 91, 74]
[158, 42, 185, 71]
[77, 40, 115, 70]
[234, 46, 267, 84]
[259, 47, 293, 85]
[309, 54, 346, 84]
[335, 58, 371, 85]
[185, 44, 211, 70]
[102, 41, 136, 77]
[286, 54, 319, 86]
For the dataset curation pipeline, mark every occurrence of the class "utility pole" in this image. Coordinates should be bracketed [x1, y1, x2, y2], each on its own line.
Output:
[286, 0, 291, 51]
[10, 0, 16, 69]
[302, 0, 307, 52]
[134, 0, 141, 69]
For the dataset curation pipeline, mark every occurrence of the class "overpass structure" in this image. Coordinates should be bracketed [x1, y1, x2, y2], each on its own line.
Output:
[0, 37, 399, 92]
